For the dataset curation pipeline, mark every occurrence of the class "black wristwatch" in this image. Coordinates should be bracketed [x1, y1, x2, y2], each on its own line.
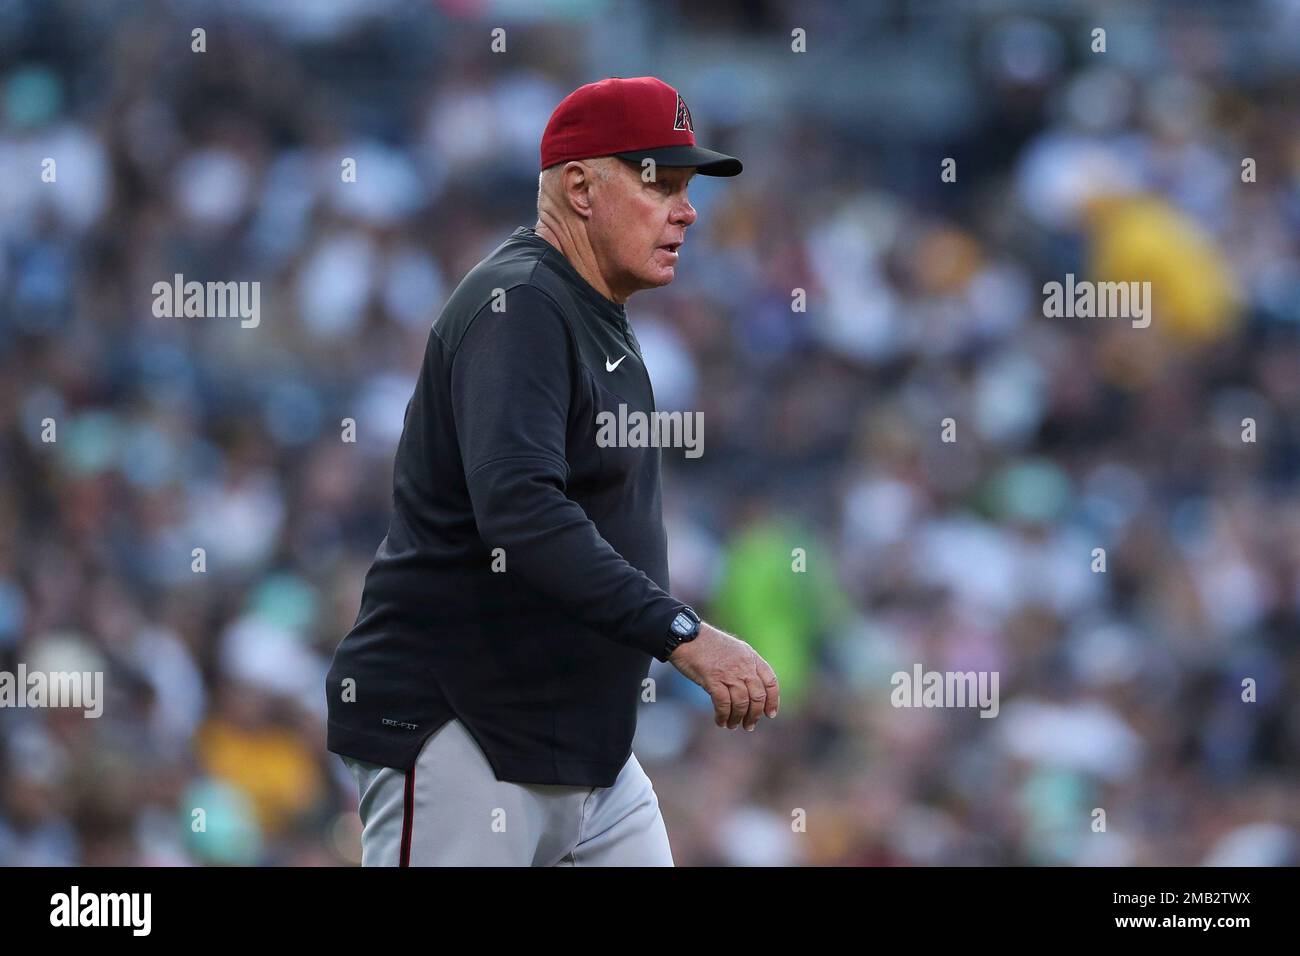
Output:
[663, 605, 701, 659]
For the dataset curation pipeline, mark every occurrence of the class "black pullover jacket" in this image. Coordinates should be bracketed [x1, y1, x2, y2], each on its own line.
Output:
[325, 226, 688, 787]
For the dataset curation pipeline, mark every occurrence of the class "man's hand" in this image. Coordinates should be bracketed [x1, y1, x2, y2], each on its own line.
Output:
[668, 622, 779, 731]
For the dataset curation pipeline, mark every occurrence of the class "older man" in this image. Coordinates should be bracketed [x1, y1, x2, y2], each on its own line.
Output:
[325, 76, 779, 866]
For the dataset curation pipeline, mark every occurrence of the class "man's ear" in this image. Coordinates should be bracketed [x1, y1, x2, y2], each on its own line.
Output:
[566, 162, 595, 219]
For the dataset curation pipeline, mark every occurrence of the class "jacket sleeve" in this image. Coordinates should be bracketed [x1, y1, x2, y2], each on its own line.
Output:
[449, 284, 683, 661]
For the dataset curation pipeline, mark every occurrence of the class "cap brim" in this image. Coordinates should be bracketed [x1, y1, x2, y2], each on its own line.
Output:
[612, 144, 742, 177]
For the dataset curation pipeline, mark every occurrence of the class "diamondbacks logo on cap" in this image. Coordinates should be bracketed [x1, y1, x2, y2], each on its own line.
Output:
[673, 94, 694, 132]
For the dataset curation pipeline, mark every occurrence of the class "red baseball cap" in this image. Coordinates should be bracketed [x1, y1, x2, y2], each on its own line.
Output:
[540, 76, 742, 177]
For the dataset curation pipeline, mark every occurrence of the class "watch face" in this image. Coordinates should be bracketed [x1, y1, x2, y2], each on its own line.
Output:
[670, 611, 697, 638]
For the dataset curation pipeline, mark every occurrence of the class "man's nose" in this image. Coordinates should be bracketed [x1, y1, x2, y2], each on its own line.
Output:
[672, 196, 697, 227]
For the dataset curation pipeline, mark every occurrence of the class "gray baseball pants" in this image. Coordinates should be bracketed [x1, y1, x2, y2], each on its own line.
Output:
[341, 717, 675, 866]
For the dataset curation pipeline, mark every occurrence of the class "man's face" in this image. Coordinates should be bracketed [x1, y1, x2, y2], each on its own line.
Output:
[588, 159, 698, 299]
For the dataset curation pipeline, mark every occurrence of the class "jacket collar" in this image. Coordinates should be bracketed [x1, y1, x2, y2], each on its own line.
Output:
[512, 226, 628, 326]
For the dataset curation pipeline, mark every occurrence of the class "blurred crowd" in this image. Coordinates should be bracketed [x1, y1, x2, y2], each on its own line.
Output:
[1, 0, 1298, 866]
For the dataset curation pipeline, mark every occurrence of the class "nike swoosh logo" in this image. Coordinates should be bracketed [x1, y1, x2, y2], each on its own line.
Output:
[605, 355, 626, 372]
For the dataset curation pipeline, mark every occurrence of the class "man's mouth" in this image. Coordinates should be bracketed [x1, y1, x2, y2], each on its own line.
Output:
[658, 241, 683, 257]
